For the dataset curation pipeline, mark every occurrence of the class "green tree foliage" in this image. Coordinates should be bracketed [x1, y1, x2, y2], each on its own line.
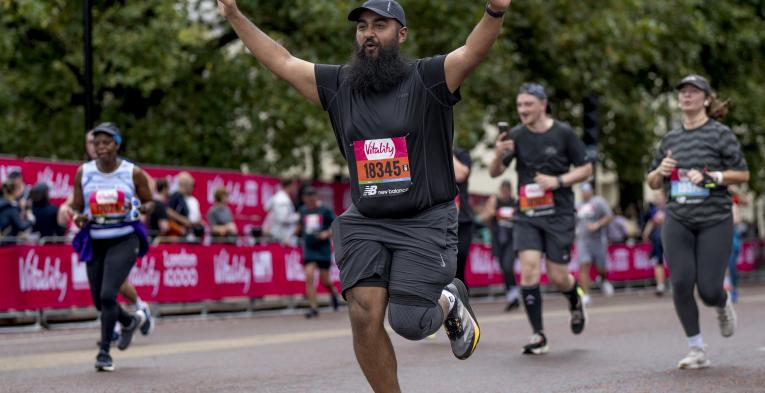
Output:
[1, 1, 763, 195]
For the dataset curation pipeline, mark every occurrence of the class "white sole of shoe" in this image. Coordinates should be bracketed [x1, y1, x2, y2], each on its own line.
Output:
[678, 359, 710, 370]
[523, 344, 549, 355]
[96, 365, 115, 372]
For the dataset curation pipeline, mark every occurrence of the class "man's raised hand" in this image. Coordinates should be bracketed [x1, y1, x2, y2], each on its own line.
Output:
[217, 0, 238, 18]
[488, 0, 512, 12]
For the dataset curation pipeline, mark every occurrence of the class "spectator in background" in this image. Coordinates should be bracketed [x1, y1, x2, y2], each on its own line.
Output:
[575, 183, 614, 305]
[29, 183, 65, 239]
[607, 206, 629, 244]
[263, 178, 299, 245]
[168, 172, 203, 239]
[642, 191, 667, 296]
[7, 171, 27, 205]
[208, 187, 238, 241]
[295, 186, 339, 318]
[147, 178, 172, 238]
[0, 178, 32, 244]
[623, 204, 641, 242]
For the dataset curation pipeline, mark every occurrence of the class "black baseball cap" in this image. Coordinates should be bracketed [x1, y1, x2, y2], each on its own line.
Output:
[676, 74, 711, 94]
[348, 0, 406, 27]
[91, 122, 122, 145]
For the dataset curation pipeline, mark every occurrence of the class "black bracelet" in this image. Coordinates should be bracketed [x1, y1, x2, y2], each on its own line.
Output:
[485, 3, 506, 18]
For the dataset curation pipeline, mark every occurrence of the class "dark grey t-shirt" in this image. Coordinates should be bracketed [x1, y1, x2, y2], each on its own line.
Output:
[315, 55, 461, 219]
[504, 121, 588, 219]
[207, 205, 234, 226]
[649, 119, 747, 227]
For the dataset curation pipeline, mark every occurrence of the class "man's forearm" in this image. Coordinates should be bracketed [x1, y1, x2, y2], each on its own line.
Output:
[464, 6, 506, 63]
[561, 163, 593, 186]
[489, 155, 507, 178]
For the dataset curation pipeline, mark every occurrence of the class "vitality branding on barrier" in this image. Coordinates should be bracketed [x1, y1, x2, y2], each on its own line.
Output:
[213, 249, 251, 293]
[18, 249, 68, 302]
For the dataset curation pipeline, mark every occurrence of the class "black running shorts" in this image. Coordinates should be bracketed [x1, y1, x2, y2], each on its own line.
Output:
[331, 202, 458, 306]
[513, 214, 575, 265]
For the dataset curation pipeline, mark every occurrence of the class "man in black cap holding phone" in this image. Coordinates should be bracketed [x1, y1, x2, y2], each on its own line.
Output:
[489, 83, 593, 355]
[218, 0, 512, 390]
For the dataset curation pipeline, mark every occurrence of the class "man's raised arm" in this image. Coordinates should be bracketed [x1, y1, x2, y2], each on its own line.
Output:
[218, 0, 320, 105]
[444, 0, 512, 93]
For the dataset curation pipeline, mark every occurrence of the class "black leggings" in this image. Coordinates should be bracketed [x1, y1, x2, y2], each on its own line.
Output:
[495, 241, 517, 290]
[87, 232, 140, 351]
[662, 215, 732, 337]
[456, 222, 473, 286]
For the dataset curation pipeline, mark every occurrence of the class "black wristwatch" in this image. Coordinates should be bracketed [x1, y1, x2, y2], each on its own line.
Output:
[485, 3, 506, 18]
[556, 175, 565, 188]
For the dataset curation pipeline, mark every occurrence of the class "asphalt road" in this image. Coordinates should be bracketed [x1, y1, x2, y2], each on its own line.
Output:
[2, 287, 764, 393]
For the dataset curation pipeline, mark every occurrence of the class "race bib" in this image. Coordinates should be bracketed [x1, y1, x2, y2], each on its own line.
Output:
[496, 206, 515, 227]
[354, 137, 411, 198]
[670, 169, 710, 204]
[89, 189, 128, 223]
[304, 213, 323, 235]
[519, 184, 555, 216]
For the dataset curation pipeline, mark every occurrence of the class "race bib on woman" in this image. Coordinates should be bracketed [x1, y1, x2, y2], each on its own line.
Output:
[519, 184, 555, 216]
[89, 189, 129, 223]
[354, 137, 411, 198]
[670, 169, 710, 204]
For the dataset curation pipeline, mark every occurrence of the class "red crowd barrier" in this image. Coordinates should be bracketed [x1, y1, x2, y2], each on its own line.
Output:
[464, 241, 762, 287]
[0, 243, 341, 312]
[2, 240, 760, 312]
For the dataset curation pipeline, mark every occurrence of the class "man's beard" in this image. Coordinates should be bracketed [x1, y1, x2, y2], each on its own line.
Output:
[346, 38, 410, 95]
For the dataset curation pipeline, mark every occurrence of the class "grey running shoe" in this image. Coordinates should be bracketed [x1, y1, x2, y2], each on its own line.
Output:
[522, 332, 549, 355]
[570, 286, 587, 335]
[677, 346, 710, 369]
[117, 310, 146, 351]
[95, 349, 114, 372]
[717, 293, 737, 338]
[443, 278, 480, 360]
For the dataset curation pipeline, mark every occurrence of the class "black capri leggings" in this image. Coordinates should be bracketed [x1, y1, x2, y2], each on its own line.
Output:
[87, 232, 140, 352]
[662, 214, 732, 337]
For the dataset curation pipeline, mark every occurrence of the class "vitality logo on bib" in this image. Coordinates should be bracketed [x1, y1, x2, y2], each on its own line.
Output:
[354, 136, 411, 198]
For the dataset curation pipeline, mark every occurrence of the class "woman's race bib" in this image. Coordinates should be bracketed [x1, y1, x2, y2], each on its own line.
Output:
[89, 189, 129, 224]
[519, 184, 555, 217]
[354, 137, 411, 198]
[670, 168, 710, 204]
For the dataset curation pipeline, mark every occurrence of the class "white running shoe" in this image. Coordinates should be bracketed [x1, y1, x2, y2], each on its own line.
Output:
[602, 280, 615, 297]
[581, 293, 592, 306]
[717, 293, 737, 338]
[677, 346, 710, 369]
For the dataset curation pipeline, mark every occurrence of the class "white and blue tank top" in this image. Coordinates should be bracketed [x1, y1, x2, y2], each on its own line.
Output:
[81, 159, 140, 239]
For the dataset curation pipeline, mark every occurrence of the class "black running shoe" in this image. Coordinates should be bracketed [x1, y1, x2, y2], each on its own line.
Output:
[522, 332, 549, 355]
[443, 278, 480, 360]
[118, 311, 146, 351]
[570, 286, 586, 335]
[95, 349, 114, 372]
[504, 298, 520, 312]
[305, 308, 319, 319]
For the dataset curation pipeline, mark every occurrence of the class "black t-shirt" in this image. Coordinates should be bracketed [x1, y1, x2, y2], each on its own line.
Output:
[504, 121, 588, 219]
[168, 192, 189, 218]
[454, 147, 474, 224]
[315, 55, 461, 219]
[149, 200, 168, 234]
[299, 205, 336, 262]
[32, 204, 64, 237]
[649, 119, 747, 227]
